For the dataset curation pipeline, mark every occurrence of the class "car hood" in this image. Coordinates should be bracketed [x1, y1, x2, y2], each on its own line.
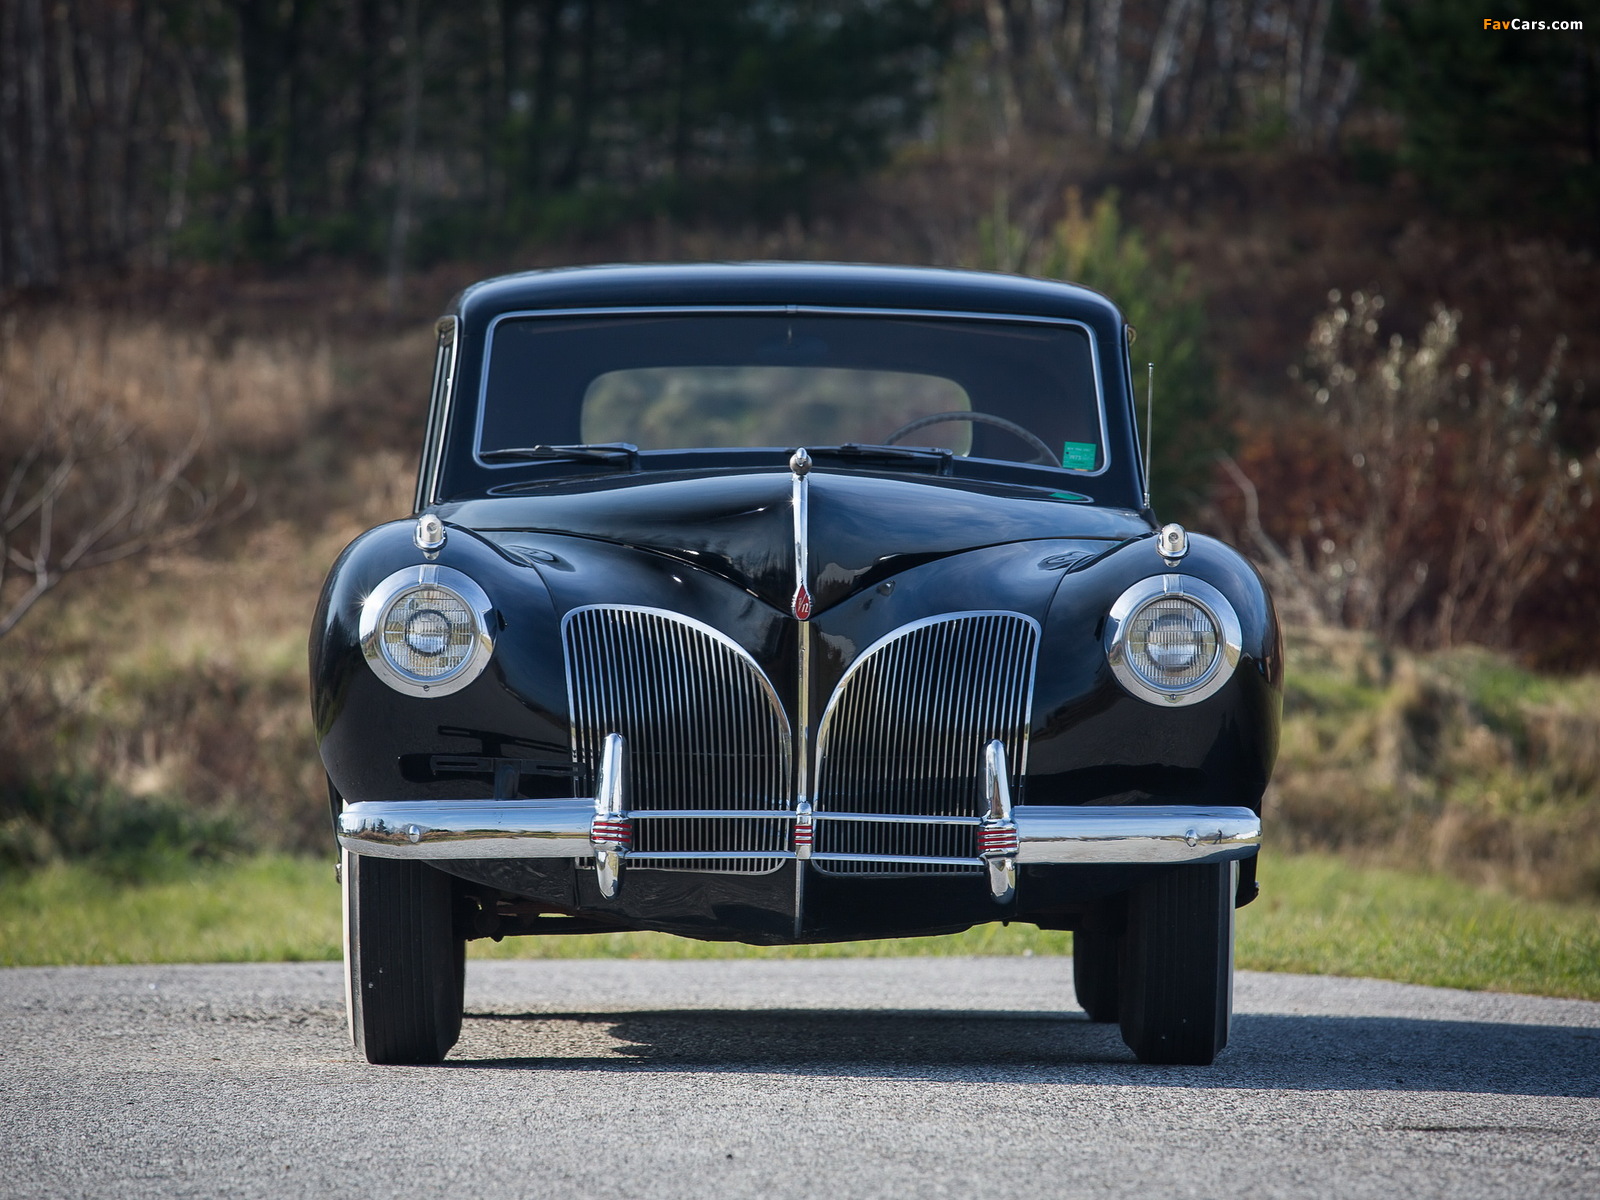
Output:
[439, 469, 1150, 615]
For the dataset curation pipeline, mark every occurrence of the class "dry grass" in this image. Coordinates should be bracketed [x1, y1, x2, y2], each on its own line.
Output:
[0, 306, 425, 856]
[0, 310, 335, 454]
[1269, 624, 1600, 902]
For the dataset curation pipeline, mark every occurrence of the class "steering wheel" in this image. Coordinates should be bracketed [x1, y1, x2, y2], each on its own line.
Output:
[883, 411, 1059, 466]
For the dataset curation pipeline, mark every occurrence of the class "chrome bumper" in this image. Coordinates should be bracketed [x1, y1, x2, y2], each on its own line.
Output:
[338, 798, 596, 859]
[336, 800, 1259, 866]
[337, 735, 1259, 903]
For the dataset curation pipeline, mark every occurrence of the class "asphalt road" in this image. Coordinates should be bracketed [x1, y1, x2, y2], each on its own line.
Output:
[2, 958, 1597, 1199]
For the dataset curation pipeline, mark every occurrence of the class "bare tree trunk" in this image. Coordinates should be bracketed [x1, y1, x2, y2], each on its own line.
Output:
[0, 1, 20, 288]
[160, 54, 209, 264]
[83, 15, 111, 261]
[1033, 0, 1088, 128]
[1168, 0, 1207, 140]
[1282, 0, 1307, 135]
[110, 3, 151, 264]
[1314, 0, 1377, 146]
[348, 0, 382, 214]
[387, 0, 423, 311]
[554, 0, 598, 190]
[526, 0, 565, 191]
[669, 20, 690, 181]
[280, 0, 308, 227]
[984, 0, 1023, 147]
[1296, 0, 1332, 145]
[236, 0, 282, 253]
[482, 0, 507, 217]
[1093, 0, 1122, 142]
[1124, 0, 1194, 149]
[19, 0, 59, 284]
[1315, 60, 1358, 146]
[48, 2, 85, 270]
[1211, 0, 1246, 134]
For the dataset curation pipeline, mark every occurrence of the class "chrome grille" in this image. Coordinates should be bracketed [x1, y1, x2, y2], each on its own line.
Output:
[812, 612, 1039, 875]
[563, 605, 791, 873]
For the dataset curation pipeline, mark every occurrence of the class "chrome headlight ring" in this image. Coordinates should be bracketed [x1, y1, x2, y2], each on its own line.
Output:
[358, 564, 496, 698]
[1105, 574, 1243, 706]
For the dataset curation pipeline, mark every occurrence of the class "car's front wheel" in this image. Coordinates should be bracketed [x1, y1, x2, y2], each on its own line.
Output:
[1117, 861, 1235, 1065]
[1072, 926, 1121, 1023]
[343, 849, 465, 1064]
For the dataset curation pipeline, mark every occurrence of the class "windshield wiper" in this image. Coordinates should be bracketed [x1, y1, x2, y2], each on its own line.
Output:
[480, 442, 639, 467]
[806, 443, 954, 473]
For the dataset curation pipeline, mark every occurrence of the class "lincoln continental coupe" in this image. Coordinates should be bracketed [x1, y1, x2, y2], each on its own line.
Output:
[312, 263, 1280, 1067]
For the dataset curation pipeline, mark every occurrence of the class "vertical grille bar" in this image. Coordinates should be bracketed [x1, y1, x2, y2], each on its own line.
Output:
[813, 612, 1040, 875]
[563, 606, 792, 873]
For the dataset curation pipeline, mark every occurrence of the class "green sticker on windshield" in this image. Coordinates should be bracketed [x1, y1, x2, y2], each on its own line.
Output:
[1061, 442, 1096, 470]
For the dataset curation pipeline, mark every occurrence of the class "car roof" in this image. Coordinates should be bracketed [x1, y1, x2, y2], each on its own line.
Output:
[451, 262, 1125, 327]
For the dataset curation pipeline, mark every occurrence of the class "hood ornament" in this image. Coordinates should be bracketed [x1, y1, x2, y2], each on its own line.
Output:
[790, 449, 812, 621]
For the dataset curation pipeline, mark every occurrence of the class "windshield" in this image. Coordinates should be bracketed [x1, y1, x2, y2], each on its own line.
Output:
[478, 312, 1104, 471]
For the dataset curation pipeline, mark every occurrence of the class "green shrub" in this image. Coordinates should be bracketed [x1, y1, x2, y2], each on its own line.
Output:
[976, 188, 1220, 521]
[0, 776, 244, 883]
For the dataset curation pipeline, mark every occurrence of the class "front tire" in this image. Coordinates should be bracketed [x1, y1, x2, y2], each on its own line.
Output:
[1117, 861, 1235, 1065]
[343, 849, 466, 1064]
[1072, 927, 1121, 1023]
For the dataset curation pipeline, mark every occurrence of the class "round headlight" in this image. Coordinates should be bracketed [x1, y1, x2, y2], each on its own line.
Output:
[359, 565, 495, 697]
[1106, 575, 1241, 706]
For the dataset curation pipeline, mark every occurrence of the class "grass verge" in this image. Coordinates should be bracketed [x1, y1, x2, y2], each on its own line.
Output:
[2, 852, 1596, 1001]
[0, 856, 341, 966]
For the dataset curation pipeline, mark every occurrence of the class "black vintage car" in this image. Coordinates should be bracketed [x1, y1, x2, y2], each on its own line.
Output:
[312, 263, 1280, 1067]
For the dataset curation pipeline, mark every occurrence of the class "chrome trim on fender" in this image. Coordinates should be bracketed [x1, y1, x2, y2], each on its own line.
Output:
[1104, 574, 1243, 707]
[357, 564, 496, 698]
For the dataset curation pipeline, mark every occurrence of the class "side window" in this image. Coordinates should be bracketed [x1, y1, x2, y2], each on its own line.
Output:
[414, 317, 459, 512]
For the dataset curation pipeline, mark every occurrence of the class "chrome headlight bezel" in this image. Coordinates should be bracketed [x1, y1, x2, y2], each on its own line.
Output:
[358, 564, 496, 697]
[1105, 574, 1242, 706]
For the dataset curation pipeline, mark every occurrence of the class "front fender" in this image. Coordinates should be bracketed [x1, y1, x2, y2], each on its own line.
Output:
[310, 520, 568, 806]
[1027, 532, 1282, 809]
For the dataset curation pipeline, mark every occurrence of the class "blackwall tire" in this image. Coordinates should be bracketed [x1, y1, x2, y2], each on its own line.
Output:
[1073, 927, 1121, 1023]
[1117, 860, 1235, 1066]
[343, 848, 466, 1065]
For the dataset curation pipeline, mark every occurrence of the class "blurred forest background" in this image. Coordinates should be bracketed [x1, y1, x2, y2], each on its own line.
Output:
[2, 0, 1599, 910]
